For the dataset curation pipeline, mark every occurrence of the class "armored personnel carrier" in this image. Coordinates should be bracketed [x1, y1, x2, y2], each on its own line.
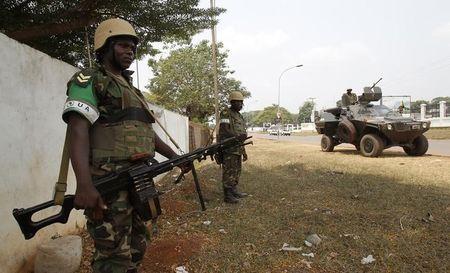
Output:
[315, 82, 430, 157]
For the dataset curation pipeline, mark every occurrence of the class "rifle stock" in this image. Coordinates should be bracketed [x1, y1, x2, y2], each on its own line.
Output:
[12, 136, 252, 240]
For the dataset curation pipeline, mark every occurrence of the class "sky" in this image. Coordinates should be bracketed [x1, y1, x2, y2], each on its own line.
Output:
[133, 0, 450, 113]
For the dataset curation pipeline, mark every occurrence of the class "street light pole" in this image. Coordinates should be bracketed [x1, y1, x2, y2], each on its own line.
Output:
[277, 64, 303, 138]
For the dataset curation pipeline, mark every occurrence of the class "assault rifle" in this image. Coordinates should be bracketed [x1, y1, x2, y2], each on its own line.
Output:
[13, 136, 252, 240]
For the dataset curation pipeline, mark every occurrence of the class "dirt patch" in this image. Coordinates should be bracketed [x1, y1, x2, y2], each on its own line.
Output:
[141, 234, 206, 273]
[160, 198, 195, 217]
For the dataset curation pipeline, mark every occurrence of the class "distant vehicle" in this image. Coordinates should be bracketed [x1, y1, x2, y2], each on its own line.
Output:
[315, 82, 430, 157]
[268, 126, 291, 136]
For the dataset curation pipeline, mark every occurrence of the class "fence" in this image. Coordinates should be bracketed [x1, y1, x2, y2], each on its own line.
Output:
[189, 122, 212, 151]
[0, 33, 188, 273]
[426, 103, 440, 118]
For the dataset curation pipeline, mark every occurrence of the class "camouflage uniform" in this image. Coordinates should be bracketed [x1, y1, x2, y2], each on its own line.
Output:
[342, 92, 357, 107]
[62, 65, 154, 273]
[219, 108, 247, 188]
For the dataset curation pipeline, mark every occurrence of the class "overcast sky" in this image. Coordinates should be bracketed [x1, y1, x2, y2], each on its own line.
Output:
[134, 0, 450, 113]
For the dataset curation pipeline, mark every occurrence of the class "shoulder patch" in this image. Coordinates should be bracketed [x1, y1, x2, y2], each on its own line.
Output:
[70, 69, 97, 88]
[77, 72, 91, 83]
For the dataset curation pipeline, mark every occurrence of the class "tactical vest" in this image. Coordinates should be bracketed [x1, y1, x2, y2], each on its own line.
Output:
[89, 69, 155, 166]
[224, 108, 247, 155]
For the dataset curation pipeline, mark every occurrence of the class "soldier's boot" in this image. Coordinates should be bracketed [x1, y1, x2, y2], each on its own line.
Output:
[224, 187, 239, 203]
[231, 185, 248, 198]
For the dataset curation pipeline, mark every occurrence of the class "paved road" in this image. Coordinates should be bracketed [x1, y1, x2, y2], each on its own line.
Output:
[252, 133, 450, 157]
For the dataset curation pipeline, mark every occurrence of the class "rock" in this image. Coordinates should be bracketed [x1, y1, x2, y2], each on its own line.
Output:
[302, 252, 315, 258]
[279, 243, 302, 252]
[202, 220, 211, 226]
[361, 254, 376, 265]
[304, 240, 313, 247]
[175, 265, 189, 273]
[34, 235, 82, 273]
[305, 234, 321, 246]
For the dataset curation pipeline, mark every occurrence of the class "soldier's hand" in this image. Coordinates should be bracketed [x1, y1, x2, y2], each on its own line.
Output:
[74, 185, 107, 220]
[243, 153, 248, 162]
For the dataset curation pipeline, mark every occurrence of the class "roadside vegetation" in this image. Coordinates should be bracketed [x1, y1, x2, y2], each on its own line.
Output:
[78, 139, 449, 272]
[425, 127, 450, 140]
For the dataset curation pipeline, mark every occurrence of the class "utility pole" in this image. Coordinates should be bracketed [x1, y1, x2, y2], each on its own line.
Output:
[210, 0, 220, 139]
[308, 97, 316, 122]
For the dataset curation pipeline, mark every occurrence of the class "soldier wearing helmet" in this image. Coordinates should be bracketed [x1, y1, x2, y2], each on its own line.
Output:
[217, 91, 249, 203]
[342, 88, 358, 107]
[62, 18, 182, 273]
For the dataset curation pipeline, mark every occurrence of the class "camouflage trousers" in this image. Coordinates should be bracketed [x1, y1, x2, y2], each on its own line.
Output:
[86, 190, 149, 273]
[222, 153, 242, 188]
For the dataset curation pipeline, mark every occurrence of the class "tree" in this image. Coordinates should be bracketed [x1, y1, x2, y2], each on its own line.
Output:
[252, 105, 294, 126]
[0, 0, 224, 66]
[298, 101, 315, 123]
[242, 110, 261, 126]
[431, 96, 450, 104]
[410, 100, 428, 113]
[147, 40, 249, 123]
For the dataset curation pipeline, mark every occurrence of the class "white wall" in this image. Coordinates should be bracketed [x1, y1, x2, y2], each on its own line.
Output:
[429, 117, 450, 128]
[0, 33, 188, 273]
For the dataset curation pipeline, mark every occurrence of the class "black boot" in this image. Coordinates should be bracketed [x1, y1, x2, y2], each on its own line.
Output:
[231, 185, 248, 198]
[224, 187, 239, 203]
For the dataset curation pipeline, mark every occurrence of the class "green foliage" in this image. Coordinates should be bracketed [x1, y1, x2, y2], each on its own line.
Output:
[0, 0, 224, 66]
[147, 40, 249, 123]
[242, 110, 261, 126]
[298, 101, 315, 123]
[410, 100, 428, 113]
[431, 96, 450, 104]
[252, 105, 293, 126]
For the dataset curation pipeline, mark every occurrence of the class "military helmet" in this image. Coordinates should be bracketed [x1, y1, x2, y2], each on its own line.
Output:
[346, 88, 352, 92]
[229, 91, 244, 102]
[94, 18, 139, 51]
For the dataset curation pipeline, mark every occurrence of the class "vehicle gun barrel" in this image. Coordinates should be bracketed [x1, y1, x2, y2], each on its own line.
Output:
[370, 78, 383, 89]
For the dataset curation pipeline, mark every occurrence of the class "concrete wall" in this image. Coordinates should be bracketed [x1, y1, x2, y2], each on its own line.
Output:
[0, 33, 188, 273]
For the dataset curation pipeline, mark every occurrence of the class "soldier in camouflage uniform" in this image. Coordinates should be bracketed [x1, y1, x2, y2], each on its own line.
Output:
[218, 91, 249, 203]
[62, 18, 182, 273]
[342, 88, 358, 107]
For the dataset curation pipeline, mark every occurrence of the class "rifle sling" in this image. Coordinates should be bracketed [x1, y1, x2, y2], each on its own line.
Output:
[53, 126, 70, 205]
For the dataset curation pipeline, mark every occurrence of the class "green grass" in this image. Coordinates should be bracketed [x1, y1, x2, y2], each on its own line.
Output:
[78, 139, 450, 273]
[425, 127, 450, 139]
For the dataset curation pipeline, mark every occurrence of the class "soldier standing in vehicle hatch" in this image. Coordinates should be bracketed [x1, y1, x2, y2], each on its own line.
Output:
[342, 88, 358, 107]
[218, 91, 249, 204]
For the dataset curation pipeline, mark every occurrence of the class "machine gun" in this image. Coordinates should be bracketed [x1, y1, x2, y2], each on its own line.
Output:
[369, 77, 383, 90]
[359, 77, 383, 104]
[13, 136, 252, 240]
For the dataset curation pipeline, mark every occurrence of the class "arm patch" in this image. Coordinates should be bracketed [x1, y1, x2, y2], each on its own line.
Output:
[62, 79, 99, 124]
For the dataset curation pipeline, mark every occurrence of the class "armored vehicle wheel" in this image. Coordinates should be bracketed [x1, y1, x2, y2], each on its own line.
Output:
[321, 135, 335, 152]
[360, 134, 384, 157]
[403, 135, 428, 156]
[337, 119, 357, 143]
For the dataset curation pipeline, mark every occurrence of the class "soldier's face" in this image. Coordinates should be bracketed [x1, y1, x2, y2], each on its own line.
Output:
[112, 38, 136, 69]
[231, 100, 243, 111]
